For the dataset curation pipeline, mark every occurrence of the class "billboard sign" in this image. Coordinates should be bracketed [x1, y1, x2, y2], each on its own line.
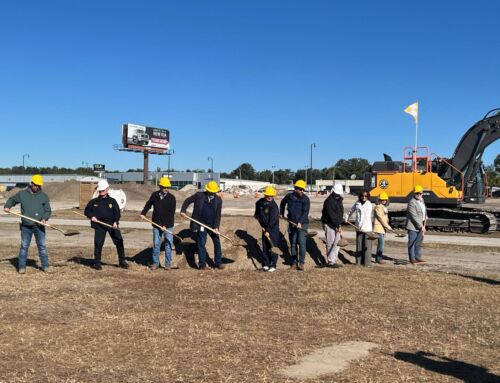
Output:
[93, 164, 105, 171]
[122, 123, 170, 152]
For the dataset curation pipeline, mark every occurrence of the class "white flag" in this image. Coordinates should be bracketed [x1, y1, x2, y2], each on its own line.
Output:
[404, 102, 418, 124]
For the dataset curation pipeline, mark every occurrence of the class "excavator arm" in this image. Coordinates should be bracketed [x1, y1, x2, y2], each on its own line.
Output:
[440, 109, 500, 203]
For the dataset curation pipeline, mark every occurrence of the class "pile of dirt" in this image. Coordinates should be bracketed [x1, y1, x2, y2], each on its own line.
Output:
[43, 180, 80, 202]
[180, 184, 197, 192]
[118, 183, 157, 202]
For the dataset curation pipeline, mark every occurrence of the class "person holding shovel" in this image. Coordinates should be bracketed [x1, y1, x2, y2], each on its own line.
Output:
[140, 176, 176, 271]
[346, 191, 374, 267]
[3, 174, 51, 274]
[406, 185, 427, 264]
[254, 186, 280, 272]
[180, 180, 224, 270]
[321, 184, 344, 268]
[373, 192, 393, 264]
[84, 179, 128, 270]
[279, 179, 310, 271]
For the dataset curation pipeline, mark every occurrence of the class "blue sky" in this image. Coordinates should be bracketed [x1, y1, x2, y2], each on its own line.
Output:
[1, 0, 498, 172]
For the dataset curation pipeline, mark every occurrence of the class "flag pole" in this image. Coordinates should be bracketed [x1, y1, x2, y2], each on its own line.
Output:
[414, 118, 418, 172]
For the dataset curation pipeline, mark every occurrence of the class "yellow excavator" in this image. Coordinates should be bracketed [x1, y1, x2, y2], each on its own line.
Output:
[365, 109, 500, 233]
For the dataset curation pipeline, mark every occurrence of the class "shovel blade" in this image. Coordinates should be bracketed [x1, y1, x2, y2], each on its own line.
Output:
[63, 230, 80, 236]
[306, 231, 318, 238]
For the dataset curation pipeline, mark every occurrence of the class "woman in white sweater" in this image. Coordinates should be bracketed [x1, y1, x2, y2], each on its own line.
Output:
[346, 191, 373, 267]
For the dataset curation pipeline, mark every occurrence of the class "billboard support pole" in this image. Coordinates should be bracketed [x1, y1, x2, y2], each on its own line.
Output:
[143, 151, 149, 185]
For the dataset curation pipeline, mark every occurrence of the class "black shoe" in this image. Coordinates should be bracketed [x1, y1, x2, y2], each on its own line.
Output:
[92, 263, 102, 271]
[119, 261, 129, 269]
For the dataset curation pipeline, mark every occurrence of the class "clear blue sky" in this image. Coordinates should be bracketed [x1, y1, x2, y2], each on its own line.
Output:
[1, 0, 498, 172]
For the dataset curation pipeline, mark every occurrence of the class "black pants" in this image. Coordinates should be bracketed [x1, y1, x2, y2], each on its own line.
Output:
[94, 226, 125, 263]
[262, 228, 279, 268]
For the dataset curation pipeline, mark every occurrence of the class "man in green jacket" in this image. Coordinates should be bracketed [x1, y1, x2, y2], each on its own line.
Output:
[3, 174, 52, 274]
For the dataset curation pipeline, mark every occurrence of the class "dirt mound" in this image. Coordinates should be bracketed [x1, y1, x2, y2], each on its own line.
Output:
[43, 180, 80, 202]
[118, 183, 157, 202]
[180, 184, 197, 192]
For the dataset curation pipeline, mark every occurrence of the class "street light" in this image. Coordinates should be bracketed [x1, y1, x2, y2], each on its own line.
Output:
[304, 166, 308, 187]
[271, 165, 276, 185]
[310, 143, 317, 192]
[22, 153, 30, 170]
[166, 149, 175, 176]
[207, 157, 214, 180]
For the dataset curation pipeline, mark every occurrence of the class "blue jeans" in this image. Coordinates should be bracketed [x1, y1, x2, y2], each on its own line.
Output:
[408, 229, 423, 261]
[197, 229, 222, 268]
[152, 227, 174, 267]
[19, 225, 49, 269]
[376, 233, 385, 261]
[288, 223, 308, 265]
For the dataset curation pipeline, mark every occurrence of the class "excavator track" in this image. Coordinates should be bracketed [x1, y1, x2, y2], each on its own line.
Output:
[389, 208, 498, 234]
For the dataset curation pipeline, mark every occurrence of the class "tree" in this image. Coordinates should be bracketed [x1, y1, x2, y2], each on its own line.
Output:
[230, 163, 256, 180]
[485, 165, 500, 187]
[495, 154, 500, 172]
[334, 158, 371, 179]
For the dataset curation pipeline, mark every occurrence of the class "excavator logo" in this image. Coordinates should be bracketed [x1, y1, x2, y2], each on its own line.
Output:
[379, 179, 389, 189]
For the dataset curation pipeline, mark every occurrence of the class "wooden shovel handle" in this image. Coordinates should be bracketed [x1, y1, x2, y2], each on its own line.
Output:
[181, 214, 234, 243]
[72, 210, 115, 229]
[141, 216, 183, 242]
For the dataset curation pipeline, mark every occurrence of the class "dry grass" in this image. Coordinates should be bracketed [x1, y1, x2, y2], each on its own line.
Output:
[0, 241, 499, 383]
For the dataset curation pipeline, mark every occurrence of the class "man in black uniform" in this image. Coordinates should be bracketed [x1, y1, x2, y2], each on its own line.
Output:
[254, 186, 280, 272]
[84, 179, 128, 270]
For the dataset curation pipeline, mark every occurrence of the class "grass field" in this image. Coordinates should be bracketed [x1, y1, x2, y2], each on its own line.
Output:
[1, 243, 499, 382]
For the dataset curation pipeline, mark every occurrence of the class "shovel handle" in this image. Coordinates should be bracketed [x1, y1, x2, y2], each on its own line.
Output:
[8, 211, 48, 227]
[141, 216, 183, 242]
[181, 214, 234, 243]
[72, 210, 115, 229]
[279, 216, 307, 232]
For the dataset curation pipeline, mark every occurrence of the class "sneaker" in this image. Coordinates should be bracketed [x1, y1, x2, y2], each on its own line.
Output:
[149, 264, 160, 271]
[199, 266, 211, 271]
[119, 261, 129, 269]
[268, 267, 276, 272]
[327, 262, 335, 268]
[297, 263, 305, 271]
[332, 263, 342, 269]
[290, 263, 297, 270]
[41, 266, 51, 273]
[18, 268, 26, 274]
[262, 266, 270, 272]
[92, 263, 102, 271]
[164, 265, 171, 271]
[216, 264, 225, 270]
[415, 258, 426, 263]
[376, 260, 386, 264]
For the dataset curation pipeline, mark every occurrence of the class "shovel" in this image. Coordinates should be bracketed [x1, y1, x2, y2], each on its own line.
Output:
[390, 228, 407, 238]
[181, 214, 245, 246]
[7, 211, 80, 236]
[72, 210, 131, 233]
[280, 217, 318, 238]
[344, 221, 379, 240]
[140, 216, 194, 245]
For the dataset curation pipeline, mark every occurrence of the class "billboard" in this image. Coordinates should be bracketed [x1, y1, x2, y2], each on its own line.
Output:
[122, 123, 170, 152]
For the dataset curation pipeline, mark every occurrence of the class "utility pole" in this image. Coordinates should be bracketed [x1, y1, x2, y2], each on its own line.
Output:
[310, 143, 316, 192]
[208, 157, 214, 180]
[304, 166, 308, 187]
[22, 154, 30, 173]
[166, 149, 175, 177]
[271, 165, 276, 185]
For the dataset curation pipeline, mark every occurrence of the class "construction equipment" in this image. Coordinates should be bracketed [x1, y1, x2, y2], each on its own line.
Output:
[365, 109, 500, 233]
[280, 217, 318, 238]
[140, 215, 193, 245]
[7, 211, 80, 236]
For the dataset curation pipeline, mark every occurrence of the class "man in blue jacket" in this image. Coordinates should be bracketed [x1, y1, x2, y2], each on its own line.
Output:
[254, 186, 280, 272]
[4, 174, 51, 274]
[280, 180, 310, 270]
[180, 180, 223, 270]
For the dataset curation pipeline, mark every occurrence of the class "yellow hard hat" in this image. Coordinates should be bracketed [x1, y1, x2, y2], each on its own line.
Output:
[205, 180, 219, 193]
[263, 186, 276, 197]
[159, 176, 171, 188]
[294, 179, 307, 190]
[379, 192, 389, 200]
[31, 174, 43, 186]
[414, 185, 424, 193]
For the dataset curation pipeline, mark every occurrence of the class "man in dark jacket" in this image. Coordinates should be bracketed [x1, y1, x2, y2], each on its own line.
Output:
[84, 179, 128, 270]
[321, 184, 344, 268]
[140, 176, 176, 270]
[254, 186, 280, 272]
[279, 179, 310, 270]
[3, 174, 51, 274]
[180, 180, 223, 270]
